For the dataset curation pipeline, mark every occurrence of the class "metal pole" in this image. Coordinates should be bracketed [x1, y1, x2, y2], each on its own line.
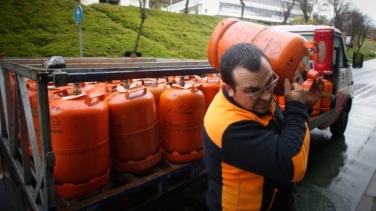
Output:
[79, 23, 83, 57]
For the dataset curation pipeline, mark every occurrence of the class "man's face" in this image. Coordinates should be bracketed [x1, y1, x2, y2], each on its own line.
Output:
[224, 58, 276, 116]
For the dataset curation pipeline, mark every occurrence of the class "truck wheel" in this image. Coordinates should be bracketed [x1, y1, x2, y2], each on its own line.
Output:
[330, 110, 349, 137]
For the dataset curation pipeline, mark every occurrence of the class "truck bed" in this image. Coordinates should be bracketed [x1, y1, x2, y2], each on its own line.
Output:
[0, 57, 215, 210]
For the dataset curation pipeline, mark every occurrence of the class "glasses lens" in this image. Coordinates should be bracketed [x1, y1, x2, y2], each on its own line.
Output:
[249, 90, 263, 99]
[247, 72, 279, 100]
[267, 78, 278, 90]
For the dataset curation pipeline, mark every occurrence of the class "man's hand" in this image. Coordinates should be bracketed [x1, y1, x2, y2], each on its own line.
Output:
[305, 78, 323, 109]
[283, 78, 308, 104]
[283, 78, 323, 109]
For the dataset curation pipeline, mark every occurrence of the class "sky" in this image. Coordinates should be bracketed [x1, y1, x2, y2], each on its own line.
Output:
[351, 0, 376, 25]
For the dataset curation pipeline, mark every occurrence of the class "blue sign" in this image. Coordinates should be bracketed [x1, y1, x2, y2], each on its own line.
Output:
[74, 5, 83, 23]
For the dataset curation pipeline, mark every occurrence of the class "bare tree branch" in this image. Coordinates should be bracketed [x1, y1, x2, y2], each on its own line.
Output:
[298, 0, 316, 23]
[185, 0, 189, 14]
[328, 0, 350, 29]
[281, 0, 296, 24]
[133, 0, 147, 54]
[240, 0, 245, 20]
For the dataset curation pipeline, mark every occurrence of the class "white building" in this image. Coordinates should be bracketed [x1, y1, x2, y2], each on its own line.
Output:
[79, 0, 150, 8]
[163, 0, 302, 24]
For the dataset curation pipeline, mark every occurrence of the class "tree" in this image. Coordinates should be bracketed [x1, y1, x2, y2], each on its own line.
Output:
[149, 0, 159, 8]
[132, 0, 147, 56]
[240, 0, 245, 20]
[298, 0, 316, 23]
[328, 0, 349, 29]
[356, 24, 369, 52]
[185, 0, 189, 14]
[149, 0, 180, 9]
[281, 0, 296, 24]
[341, 8, 370, 53]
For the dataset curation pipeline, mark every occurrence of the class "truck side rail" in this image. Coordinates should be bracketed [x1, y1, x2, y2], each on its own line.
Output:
[0, 57, 216, 210]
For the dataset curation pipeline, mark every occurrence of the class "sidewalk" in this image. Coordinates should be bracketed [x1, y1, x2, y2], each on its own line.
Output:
[356, 169, 376, 211]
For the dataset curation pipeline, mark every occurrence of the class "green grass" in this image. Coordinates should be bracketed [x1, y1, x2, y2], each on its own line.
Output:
[0, 0, 223, 59]
[0, 0, 374, 60]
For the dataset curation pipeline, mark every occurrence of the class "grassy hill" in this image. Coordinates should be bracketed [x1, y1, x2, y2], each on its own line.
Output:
[0, 0, 223, 59]
[1, 0, 374, 60]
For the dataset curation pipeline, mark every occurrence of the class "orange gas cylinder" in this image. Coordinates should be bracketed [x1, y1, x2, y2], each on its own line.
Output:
[200, 74, 221, 111]
[26, 80, 39, 157]
[159, 79, 205, 163]
[170, 75, 202, 86]
[301, 79, 320, 115]
[208, 18, 311, 96]
[86, 81, 120, 98]
[278, 94, 320, 115]
[49, 82, 100, 96]
[313, 100, 321, 115]
[320, 79, 333, 112]
[142, 78, 168, 118]
[278, 96, 286, 111]
[105, 81, 162, 172]
[207, 18, 242, 70]
[27, 82, 72, 159]
[216, 20, 266, 69]
[49, 92, 110, 198]
[9, 73, 15, 105]
[273, 95, 279, 103]
[80, 82, 98, 93]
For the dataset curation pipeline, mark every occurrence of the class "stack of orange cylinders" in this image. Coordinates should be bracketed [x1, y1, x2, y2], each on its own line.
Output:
[105, 82, 162, 172]
[159, 80, 205, 163]
[50, 93, 110, 198]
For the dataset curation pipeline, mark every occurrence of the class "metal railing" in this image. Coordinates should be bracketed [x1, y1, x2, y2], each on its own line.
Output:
[0, 57, 216, 210]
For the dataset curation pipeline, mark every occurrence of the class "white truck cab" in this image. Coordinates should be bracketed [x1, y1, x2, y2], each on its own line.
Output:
[271, 25, 363, 136]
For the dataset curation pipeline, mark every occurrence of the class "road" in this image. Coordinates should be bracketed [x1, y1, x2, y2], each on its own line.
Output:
[295, 58, 376, 211]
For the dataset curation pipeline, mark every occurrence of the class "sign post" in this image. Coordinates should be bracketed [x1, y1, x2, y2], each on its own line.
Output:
[74, 5, 84, 57]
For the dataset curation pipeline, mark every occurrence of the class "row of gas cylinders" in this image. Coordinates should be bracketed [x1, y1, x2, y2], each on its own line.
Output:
[25, 74, 222, 198]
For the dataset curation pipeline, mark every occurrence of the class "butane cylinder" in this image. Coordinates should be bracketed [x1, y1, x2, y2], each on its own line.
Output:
[278, 95, 286, 111]
[320, 79, 333, 112]
[105, 81, 162, 172]
[301, 79, 321, 115]
[142, 78, 168, 119]
[207, 18, 310, 96]
[27, 81, 72, 159]
[49, 92, 110, 198]
[159, 78, 205, 163]
[200, 74, 221, 111]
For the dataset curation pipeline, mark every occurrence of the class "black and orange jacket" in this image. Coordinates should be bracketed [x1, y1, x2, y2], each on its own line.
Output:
[203, 87, 310, 211]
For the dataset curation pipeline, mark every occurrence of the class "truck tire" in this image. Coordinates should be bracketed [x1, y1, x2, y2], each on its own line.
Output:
[330, 110, 349, 137]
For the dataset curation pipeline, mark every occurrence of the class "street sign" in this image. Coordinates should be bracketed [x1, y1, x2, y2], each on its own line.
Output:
[74, 5, 84, 57]
[74, 5, 83, 23]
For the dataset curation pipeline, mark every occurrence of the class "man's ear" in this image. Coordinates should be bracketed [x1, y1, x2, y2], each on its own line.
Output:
[222, 82, 234, 97]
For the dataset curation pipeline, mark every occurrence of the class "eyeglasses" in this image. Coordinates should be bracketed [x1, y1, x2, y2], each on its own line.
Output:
[243, 71, 279, 100]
